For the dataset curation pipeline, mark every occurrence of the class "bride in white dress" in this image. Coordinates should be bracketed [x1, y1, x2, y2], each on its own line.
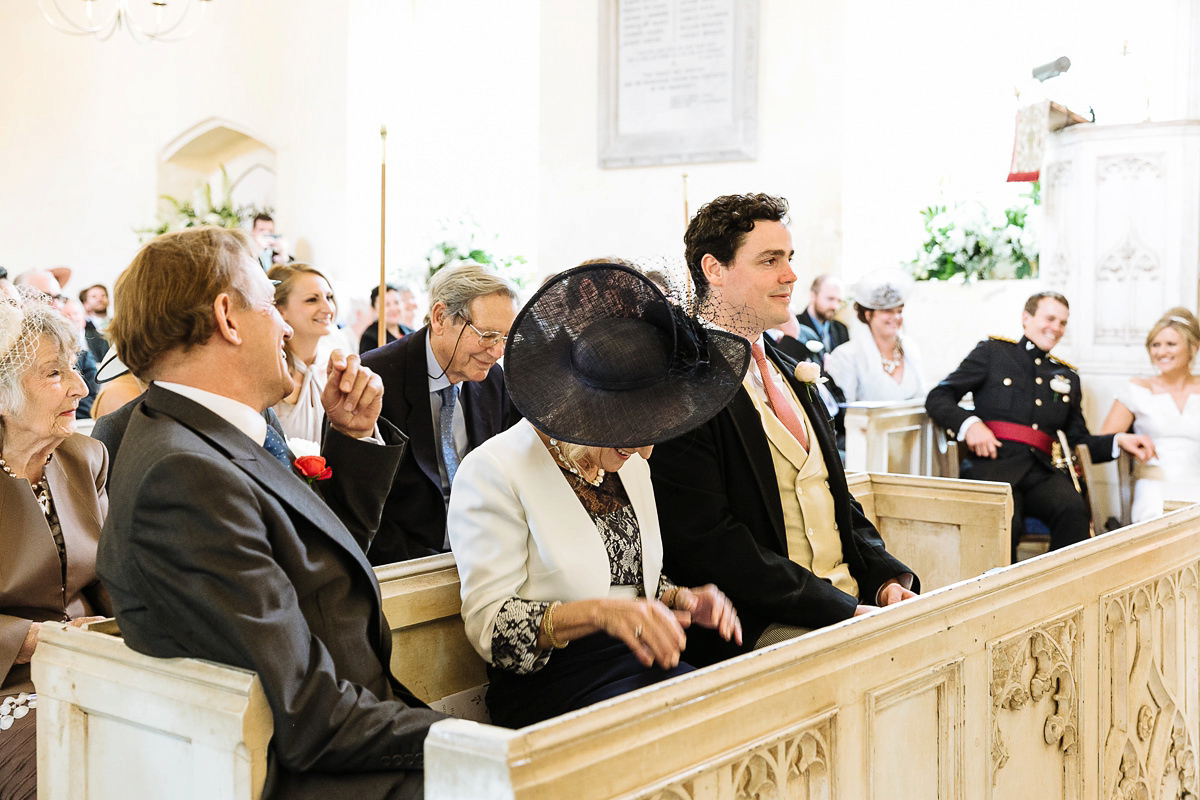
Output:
[1101, 307, 1200, 522]
[268, 264, 354, 444]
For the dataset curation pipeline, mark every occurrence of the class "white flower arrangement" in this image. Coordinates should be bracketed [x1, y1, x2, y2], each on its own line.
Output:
[139, 165, 251, 241]
[424, 217, 529, 288]
[909, 185, 1040, 282]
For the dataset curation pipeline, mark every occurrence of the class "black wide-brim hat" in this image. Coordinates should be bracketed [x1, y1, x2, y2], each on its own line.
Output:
[504, 263, 751, 448]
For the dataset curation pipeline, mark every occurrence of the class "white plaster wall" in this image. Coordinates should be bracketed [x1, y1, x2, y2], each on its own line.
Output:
[537, 0, 847, 285]
[0, 0, 539, 303]
[0, 1, 349, 291]
[0, 0, 1184, 318]
[343, 0, 541, 295]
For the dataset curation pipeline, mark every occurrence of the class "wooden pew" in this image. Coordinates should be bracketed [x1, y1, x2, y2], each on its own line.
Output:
[843, 400, 945, 476]
[426, 505, 1200, 799]
[33, 472, 1014, 798]
[847, 472, 1010, 592]
[35, 621, 272, 800]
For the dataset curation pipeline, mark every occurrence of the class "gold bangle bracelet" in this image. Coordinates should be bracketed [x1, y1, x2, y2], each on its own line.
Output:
[541, 601, 568, 649]
[662, 586, 680, 610]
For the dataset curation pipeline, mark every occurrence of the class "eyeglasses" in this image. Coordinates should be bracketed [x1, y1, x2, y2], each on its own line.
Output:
[458, 315, 509, 349]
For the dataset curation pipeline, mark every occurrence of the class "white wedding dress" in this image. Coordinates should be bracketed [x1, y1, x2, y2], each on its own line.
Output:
[1116, 381, 1200, 522]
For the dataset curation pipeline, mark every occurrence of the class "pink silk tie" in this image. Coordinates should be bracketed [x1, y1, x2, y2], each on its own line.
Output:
[751, 342, 809, 451]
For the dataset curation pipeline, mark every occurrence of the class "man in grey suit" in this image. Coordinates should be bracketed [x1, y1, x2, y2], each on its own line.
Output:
[96, 227, 444, 800]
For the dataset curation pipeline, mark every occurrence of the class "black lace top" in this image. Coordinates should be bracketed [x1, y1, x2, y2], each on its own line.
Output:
[489, 468, 673, 674]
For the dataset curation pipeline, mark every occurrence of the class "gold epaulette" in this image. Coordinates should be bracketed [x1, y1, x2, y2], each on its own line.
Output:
[987, 335, 1018, 345]
[1048, 353, 1079, 371]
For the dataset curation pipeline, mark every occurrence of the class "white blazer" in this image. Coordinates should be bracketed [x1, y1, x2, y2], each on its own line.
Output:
[447, 419, 663, 663]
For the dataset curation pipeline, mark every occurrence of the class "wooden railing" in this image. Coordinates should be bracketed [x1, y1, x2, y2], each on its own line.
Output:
[426, 505, 1200, 799]
[33, 472, 1015, 799]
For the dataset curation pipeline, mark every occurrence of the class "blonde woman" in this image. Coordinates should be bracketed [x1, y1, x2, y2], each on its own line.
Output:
[1101, 308, 1200, 522]
[268, 264, 339, 443]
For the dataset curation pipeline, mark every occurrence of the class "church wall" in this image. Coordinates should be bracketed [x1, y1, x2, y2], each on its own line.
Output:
[0, 1, 351, 289]
[536, 0, 848, 284]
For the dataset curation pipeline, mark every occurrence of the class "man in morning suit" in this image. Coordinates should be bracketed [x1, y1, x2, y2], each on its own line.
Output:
[96, 227, 445, 800]
[925, 291, 1154, 557]
[362, 262, 521, 564]
[650, 193, 919, 666]
[798, 274, 849, 355]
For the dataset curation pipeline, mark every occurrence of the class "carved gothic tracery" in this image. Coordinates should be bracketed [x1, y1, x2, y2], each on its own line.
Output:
[644, 718, 833, 800]
[990, 614, 1080, 785]
[1102, 565, 1199, 800]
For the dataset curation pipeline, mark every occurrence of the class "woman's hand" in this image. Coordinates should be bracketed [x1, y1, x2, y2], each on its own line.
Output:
[14, 622, 40, 664]
[674, 584, 742, 645]
[595, 598, 688, 670]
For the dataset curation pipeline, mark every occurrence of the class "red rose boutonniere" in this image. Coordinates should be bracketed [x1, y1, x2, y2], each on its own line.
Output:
[294, 456, 332, 485]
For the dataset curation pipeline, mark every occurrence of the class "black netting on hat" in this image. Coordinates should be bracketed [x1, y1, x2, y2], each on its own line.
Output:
[505, 263, 751, 447]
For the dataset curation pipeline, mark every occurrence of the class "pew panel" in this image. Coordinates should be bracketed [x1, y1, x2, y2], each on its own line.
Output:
[376, 554, 487, 707]
[426, 506, 1200, 800]
[843, 400, 939, 475]
[847, 472, 1012, 591]
[34, 625, 272, 800]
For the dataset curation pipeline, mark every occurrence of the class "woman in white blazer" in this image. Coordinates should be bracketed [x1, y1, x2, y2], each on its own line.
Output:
[448, 263, 750, 728]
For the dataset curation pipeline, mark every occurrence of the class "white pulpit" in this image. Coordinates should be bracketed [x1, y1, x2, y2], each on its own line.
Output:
[1041, 121, 1200, 424]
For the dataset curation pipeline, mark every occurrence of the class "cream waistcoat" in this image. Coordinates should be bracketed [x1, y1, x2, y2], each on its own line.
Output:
[742, 370, 859, 598]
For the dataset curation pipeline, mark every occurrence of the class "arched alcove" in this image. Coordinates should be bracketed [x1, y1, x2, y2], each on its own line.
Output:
[157, 118, 276, 219]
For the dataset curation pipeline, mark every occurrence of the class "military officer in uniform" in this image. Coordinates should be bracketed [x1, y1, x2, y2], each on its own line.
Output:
[926, 291, 1154, 557]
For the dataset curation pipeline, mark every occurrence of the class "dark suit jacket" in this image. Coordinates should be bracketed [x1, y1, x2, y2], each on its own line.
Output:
[362, 327, 521, 564]
[74, 350, 100, 419]
[96, 385, 444, 800]
[651, 335, 916, 663]
[925, 335, 1116, 485]
[84, 319, 109, 362]
[797, 309, 849, 351]
[92, 393, 286, 484]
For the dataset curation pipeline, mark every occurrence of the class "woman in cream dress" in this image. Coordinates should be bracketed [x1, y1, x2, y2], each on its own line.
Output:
[825, 271, 924, 403]
[1101, 307, 1200, 522]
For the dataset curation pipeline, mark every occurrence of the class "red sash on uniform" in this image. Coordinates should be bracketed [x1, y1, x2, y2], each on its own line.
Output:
[983, 420, 1053, 455]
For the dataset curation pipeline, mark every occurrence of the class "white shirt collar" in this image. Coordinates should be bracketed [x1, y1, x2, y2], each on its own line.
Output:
[154, 381, 269, 445]
[425, 334, 454, 393]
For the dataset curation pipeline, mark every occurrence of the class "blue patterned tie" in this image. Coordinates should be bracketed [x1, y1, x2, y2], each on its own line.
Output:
[439, 384, 460, 486]
[263, 425, 292, 467]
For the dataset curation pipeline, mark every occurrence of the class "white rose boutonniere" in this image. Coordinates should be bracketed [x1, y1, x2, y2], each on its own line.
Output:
[805, 339, 824, 354]
[1049, 375, 1071, 396]
[794, 361, 826, 385]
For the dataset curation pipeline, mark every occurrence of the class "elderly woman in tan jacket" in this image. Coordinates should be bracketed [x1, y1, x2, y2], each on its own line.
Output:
[0, 292, 110, 799]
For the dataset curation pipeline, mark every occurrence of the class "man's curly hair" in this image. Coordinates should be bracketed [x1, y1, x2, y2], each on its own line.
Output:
[684, 193, 789, 302]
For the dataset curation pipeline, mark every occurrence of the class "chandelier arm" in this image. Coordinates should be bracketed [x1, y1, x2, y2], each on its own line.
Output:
[39, 0, 108, 35]
[127, 2, 198, 40]
[39, 0, 211, 42]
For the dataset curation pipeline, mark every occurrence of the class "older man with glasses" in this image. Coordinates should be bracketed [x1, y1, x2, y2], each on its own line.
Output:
[362, 262, 522, 564]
